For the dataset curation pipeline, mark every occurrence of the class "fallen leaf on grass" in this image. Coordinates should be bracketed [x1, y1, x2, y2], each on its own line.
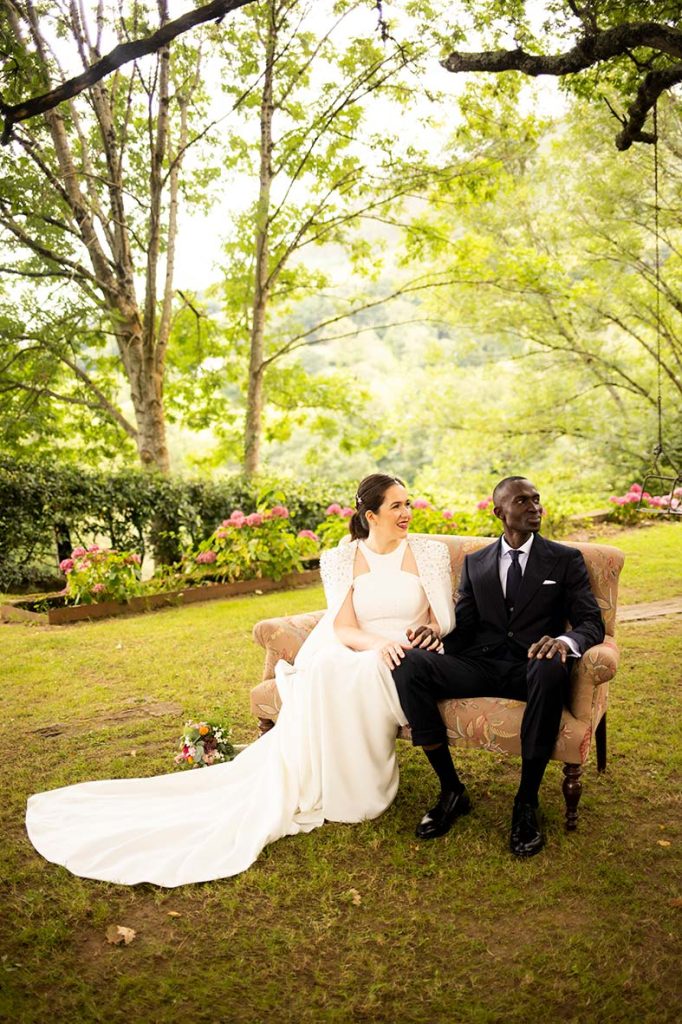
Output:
[106, 925, 136, 945]
[348, 888, 362, 906]
[167, 911, 181, 918]
[657, 840, 672, 848]
[669, 897, 682, 908]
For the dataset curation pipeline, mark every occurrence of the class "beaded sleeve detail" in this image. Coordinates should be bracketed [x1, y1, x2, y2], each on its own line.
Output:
[320, 542, 356, 609]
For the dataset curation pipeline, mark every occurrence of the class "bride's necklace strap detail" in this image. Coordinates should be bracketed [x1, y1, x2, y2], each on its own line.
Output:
[358, 538, 407, 567]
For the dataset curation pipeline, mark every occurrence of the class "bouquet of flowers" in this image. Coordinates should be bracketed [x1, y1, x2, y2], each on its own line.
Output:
[174, 720, 235, 768]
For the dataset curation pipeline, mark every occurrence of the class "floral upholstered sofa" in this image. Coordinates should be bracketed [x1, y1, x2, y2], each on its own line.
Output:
[250, 535, 625, 829]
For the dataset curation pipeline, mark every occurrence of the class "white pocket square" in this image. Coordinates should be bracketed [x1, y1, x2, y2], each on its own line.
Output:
[542, 579, 557, 585]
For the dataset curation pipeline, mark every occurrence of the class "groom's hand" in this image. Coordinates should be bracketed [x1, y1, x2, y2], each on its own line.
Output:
[407, 626, 443, 652]
[528, 636, 570, 662]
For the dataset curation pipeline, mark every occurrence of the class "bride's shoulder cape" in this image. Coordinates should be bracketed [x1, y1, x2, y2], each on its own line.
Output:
[283, 536, 454, 672]
[320, 536, 455, 636]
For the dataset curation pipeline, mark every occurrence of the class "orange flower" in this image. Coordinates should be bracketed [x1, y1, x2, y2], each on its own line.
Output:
[187, 756, 194, 764]
[199, 725, 209, 735]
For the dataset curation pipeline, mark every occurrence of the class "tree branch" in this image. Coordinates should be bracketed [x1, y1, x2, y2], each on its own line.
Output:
[441, 22, 682, 149]
[0, 0, 259, 143]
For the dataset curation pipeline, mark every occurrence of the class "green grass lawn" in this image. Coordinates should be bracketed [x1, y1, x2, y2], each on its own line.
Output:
[604, 520, 682, 604]
[1, 524, 680, 1023]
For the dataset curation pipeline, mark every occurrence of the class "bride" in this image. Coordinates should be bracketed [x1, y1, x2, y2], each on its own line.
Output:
[26, 474, 454, 886]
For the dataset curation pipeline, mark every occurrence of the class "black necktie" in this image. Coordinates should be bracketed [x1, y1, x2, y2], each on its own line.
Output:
[506, 549, 522, 614]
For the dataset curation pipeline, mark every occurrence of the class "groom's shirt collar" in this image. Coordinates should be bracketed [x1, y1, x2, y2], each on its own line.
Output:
[500, 534, 534, 561]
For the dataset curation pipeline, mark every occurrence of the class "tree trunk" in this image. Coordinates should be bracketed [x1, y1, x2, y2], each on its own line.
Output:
[4, 5, 184, 478]
[243, 2, 277, 478]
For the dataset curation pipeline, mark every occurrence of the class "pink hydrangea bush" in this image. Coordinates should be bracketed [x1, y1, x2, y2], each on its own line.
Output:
[61, 546, 144, 605]
[409, 501, 460, 536]
[315, 497, 465, 548]
[187, 504, 319, 583]
[608, 482, 682, 523]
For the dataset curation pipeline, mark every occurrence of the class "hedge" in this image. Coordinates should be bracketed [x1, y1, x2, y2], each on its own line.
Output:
[0, 459, 340, 592]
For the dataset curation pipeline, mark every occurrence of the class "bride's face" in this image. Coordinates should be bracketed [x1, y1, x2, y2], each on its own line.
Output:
[367, 483, 412, 539]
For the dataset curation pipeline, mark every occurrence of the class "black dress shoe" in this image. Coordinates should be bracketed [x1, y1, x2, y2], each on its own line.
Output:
[510, 801, 544, 858]
[415, 787, 471, 839]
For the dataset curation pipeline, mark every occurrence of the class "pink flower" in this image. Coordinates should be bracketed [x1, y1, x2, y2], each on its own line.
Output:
[674, 488, 682, 498]
[88, 544, 100, 553]
[215, 528, 228, 539]
[412, 499, 429, 509]
[196, 550, 217, 564]
[340, 507, 354, 518]
[221, 519, 231, 527]
[615, 496, 628, 505]
[326, 503, 342, 515]
[71, 546, 87, 557]
[641, 492, 651, 500]
[298, 529, 319, 542]
[230, 509, 245, 521]
[629, 483, 642, 494]
[270, 505, 289, 518]
[92, 583, 105, 593]
[476, 499, 491, 511]
[442, 510, 454, 521]
[608, 496, 618, 503]
[129, 553, 142, 565]
[245, 512, 263, 527]
[59, 558, 75, 573]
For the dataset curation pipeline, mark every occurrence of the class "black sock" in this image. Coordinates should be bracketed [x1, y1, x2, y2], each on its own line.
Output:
[423, 744, 463, 795]
[516, 757, 549, 807]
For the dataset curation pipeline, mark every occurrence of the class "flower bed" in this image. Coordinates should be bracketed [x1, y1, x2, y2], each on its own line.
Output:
[8, 502, 322, 623]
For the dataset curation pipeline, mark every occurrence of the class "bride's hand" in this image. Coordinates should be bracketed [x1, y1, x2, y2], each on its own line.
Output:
[406, 625, 444, 653]
[374, 640, 408, 668]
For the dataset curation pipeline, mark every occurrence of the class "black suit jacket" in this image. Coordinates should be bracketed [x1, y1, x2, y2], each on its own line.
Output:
[443, 534, 605, 660]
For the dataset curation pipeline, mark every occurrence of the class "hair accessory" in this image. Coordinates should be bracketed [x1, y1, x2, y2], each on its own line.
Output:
[355, 495, 362, 506]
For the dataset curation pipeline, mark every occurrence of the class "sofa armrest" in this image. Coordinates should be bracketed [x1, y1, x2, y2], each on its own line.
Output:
[569, 637, 620, 722]
[252, 610, 325, 681]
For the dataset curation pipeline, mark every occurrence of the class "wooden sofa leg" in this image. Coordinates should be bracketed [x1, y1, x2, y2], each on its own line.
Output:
[258, 717, 275, 736]
[595, 713, 607, 773]
[562, 763, 582, 831]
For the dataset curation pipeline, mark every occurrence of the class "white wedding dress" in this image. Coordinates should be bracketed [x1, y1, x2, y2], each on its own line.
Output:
[26, 538, 453, 887]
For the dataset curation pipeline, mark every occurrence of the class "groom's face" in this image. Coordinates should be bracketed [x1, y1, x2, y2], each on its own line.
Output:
[494, 479, 543, 536]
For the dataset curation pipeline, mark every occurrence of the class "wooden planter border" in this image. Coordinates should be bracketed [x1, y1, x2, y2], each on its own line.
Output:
[2, 569, 320, 626]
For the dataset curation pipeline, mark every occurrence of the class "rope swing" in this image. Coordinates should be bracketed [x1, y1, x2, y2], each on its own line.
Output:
[637, 101, 681, 516]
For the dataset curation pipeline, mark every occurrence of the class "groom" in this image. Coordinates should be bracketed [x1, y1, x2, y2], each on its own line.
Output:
[392, 476, 605, 857]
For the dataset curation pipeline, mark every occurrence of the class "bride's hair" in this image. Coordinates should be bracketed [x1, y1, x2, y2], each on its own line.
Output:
[349, 473, 405, 540]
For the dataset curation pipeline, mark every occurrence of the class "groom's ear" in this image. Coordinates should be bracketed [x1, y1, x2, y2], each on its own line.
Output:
[493, 505, 503, 522]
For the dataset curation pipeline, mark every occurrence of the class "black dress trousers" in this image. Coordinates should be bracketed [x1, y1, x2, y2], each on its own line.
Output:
[391, 644, 570, 761]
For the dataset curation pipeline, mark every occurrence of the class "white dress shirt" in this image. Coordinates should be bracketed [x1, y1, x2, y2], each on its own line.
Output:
[499, 535, 580, 658]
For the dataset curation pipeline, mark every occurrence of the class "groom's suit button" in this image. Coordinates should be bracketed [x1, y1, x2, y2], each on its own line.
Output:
[507, 631, 514, 637]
